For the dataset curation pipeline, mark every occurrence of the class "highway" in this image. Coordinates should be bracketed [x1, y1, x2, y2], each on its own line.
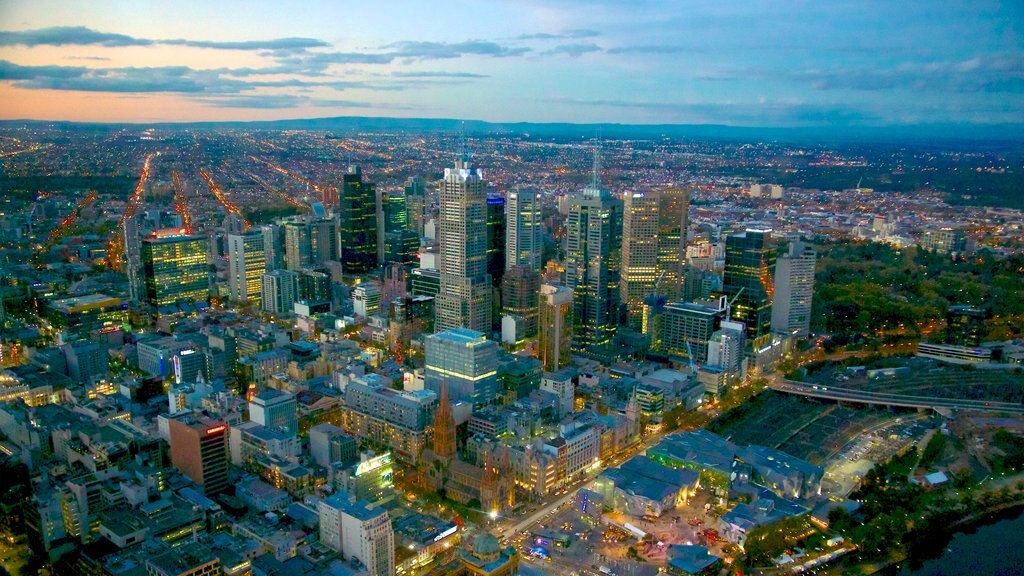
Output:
[772, 379, 1024, 414]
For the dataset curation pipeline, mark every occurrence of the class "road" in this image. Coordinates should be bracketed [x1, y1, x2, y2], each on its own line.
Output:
[772, 379, 1024, 414]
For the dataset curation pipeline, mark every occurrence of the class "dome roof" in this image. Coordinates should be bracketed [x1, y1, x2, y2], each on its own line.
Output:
[473, 534, 500, 557]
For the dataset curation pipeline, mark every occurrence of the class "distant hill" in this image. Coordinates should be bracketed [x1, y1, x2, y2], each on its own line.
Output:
[2, 115, 1023, 147]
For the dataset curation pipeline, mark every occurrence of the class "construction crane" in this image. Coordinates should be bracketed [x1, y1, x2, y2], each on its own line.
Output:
[642, 270, 668, 336]
[725, 287, 745, 322]
[33, 190, 98, 268]
[106, 152, 159, 269]
[171, 169, 194, 234]
[248, 172, 308, 211]
[199, 168, 251, 231]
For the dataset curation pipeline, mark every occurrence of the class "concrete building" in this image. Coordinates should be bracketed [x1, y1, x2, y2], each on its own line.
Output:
[168, 414, 230, 495]
[261, 269, 299, 316]
[621, 191, 661, 328]
[227, 232, 267, 305]
[319, 494, 394, 576]
[248, 389, 297, 436]
[771, 239, 816, 337]
[353, 282, 382, 319]
[657, 301, 723, 365]
[435, 159, 493, 333]
[505, 188, 542, 272]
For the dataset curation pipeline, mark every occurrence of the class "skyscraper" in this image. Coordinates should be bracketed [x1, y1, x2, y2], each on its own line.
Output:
[339, 166, 378, 274]
[227, 232, 267, 305]
[566, 153, 622, 361]
[538, 283, 573, 372]
[124, 215, 144, 304]
[404, 175, 426, 238]
[506, 188, 543, 272]
[284, 216, 339, 271]
[621, 191, 660, 328]
[771, 238, 816, 337]
[486, 195, 506, 287]
[435, 159, 493, 333]
[141, 231, 210, 308]
[723, 227, 776, 350]
[657, 187, 691, 301]
[262, 269, 299, 315]
[501, 265, 540, 337]
[424, 328, 498, 408]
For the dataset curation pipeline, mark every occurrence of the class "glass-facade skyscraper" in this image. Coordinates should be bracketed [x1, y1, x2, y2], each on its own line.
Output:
[506, 188, 543, 272]
[141, 231, 209, 308]
[723, 227, 776, 350]
[339, 166, 378, 274]
[566, 159, 622, 362]
[228, 232, 267, 305]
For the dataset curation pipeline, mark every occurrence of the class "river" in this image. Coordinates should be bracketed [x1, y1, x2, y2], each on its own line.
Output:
[892, 505, 1024, 576]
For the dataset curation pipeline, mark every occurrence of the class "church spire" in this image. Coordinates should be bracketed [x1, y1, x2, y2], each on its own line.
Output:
[433, 379, 457, 458]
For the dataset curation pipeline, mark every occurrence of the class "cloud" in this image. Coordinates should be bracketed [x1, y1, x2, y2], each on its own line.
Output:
[542, 43, 603, 57]
[606, 45, 702, 54]
[0, 26, 328, 51]
[544, 97, 880, 126]
[391, 71, 489, 78]
[794, 55, 1024, 93]
[164, 37, 330, 50]
[517, 29, 600, 40]
[383, 40, 530, 60]
[197, 94, 424, 110]
[0, 60, 250, 93]
[0, 26, 151, 47]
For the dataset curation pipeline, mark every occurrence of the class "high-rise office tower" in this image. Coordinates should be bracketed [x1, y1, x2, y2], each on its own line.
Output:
[424, 328, 498, 408]
[506, 188, 543, 272]
[141, 231, 210, 308]
[771, 238, 816, 337]
[260, 223, 284, 271]
[435, 159, 493, 333]
[621, 191, 660, 329]
[298, 268, 332, 303]
[657, 187, 691, 301]
[124, 215, 144, 304]
[284, 216, 339, 271]
[501, 266, 540, 337]
[538, 284, 573, 372]
[723, 227, 776, 350]
[404, 176, 427, 238]
[228, 232, 267, 305]
[566, 153, 622, 361]
[657, 301, 724, 364]
[261, 269, 299, 315]
[339, 166, 378, 274]
[168, 414, 229, 495]
[486, 195, 506, 287]
[249, 389, 298, 435]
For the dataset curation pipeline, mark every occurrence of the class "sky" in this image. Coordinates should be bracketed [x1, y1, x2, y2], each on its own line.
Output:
[0, 0, 1021, 126]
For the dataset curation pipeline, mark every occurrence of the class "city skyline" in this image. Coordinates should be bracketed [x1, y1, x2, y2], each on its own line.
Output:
[1, 0, 1022, 126]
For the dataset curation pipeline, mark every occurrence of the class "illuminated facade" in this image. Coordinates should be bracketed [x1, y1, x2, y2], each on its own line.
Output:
[538, 284, 573, 371]
[435, 159, 493, 333]
[621, 191, 660, 328]
[339, 166, 378, 274]
[505, 188, 542, 272]
[723, 228, 776, 351]
[424, 329, 498, 408]
[227, 232, 267, 305]
[566, 163, 622, 362]
[141, 232, 209, 308]
[657, 187, 691, 302]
